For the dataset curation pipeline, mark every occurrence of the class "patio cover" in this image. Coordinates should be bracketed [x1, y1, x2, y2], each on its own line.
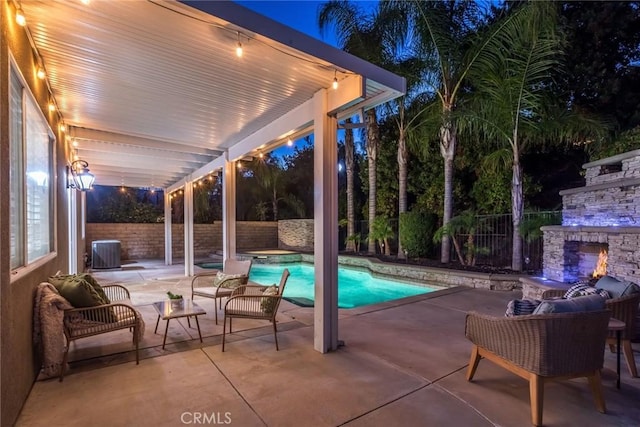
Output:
[19, 0, 405, 352]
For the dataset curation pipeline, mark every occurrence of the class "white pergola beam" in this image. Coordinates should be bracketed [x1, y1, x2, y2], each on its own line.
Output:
[76, 139, 215, 164]
[71, 127, 222, 156]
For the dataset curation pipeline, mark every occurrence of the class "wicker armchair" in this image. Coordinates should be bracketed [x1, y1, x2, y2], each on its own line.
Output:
[191, 259, 252, 324]
[222, 268, 290, 351]
[465, 310, 611, 426]
[542, 289, 639, 378]
[61, 284, 141, 381]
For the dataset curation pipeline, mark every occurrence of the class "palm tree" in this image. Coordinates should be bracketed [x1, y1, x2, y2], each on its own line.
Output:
[382, 1, 535, 264]
[464, 2, 604, 270]
[319, 0, 391, 255]
[383, 58, 432, 259]
[344, 117, 356, 251]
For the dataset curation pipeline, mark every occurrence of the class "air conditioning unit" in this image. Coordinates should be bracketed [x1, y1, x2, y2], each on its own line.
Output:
[92, 240, 121, 269]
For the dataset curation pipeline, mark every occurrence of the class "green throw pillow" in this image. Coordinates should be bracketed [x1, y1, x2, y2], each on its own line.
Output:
[49, 274, 117, 322]
[260, 285, 279, 314]
[214, 272, 245, 289]
[49, 273, 110, 303]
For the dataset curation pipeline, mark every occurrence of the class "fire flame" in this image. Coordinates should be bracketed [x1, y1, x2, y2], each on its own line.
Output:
[592, 249, 608, 278]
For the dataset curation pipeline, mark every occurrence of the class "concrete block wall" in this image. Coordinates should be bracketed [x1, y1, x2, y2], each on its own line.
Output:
[86, 221, 277, 259]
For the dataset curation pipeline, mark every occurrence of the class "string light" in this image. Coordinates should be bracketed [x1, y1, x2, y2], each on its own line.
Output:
[72, 138, 78, 147]
[287, 139, 293, 147]
[80, 0, 91, 5]
[48, 102, 56, 112]
[258, 152, 264, 159]
[59, 123, 66, 133]
[237, 161, 242, 169]
[15, 4, 26, 26]
[37, 67, 46, 80]
[332, 70, 338, 90]
[235, 32, 243, 58]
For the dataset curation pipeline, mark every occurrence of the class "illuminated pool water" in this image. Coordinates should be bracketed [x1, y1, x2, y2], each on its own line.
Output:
[248, 263, 434, 309]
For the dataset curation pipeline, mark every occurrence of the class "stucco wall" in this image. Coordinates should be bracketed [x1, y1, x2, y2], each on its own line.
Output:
[85, 222, 278, 259]
[1, 2, 71, 425]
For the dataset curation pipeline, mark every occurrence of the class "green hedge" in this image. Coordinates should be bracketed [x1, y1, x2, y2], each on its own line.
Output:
[399, 211, 438, 258]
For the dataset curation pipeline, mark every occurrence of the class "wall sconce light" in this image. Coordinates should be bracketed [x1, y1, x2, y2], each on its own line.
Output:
[66, 159, 95, 191]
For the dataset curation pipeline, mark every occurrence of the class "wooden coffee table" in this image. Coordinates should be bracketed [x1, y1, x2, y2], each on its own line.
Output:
[153, 299, 206, 349]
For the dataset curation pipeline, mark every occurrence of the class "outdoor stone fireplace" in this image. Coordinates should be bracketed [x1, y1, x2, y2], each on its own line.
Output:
[541, 149, 640, 284]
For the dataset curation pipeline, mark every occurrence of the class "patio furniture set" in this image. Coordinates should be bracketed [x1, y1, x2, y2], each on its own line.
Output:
[35, 260, 289, 382]
[465, 275, 640, 426]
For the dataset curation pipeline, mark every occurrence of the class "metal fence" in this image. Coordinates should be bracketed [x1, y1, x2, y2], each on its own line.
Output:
[343, 211, 562, 273]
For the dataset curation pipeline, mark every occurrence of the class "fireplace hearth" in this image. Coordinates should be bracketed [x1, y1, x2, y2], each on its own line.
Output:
[541, 150, 640, 284]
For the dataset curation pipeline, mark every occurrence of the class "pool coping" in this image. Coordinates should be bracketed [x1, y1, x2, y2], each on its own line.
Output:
[243, 252, 524, 292]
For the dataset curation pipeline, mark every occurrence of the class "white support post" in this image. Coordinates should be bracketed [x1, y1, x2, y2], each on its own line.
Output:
[184, 182, 194, 276]
[222, 155, 237, 262]
[313, 89, 339, 353]
[164, 190, 172, 266]
[67, 188, 78, 274]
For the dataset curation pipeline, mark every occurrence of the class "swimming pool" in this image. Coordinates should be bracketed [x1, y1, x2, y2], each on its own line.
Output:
[248, 263, 434, 308]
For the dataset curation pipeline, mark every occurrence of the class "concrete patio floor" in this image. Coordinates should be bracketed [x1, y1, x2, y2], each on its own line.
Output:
[16, 260, 640, 426]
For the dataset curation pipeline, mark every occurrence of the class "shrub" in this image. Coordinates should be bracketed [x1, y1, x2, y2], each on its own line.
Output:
[399, 211, 438, 258]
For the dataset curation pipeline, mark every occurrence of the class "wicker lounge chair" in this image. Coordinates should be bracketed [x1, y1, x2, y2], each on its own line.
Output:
[222, 268, 290, 351]
[61, 284, 142, 381]
[191, 259, 252, 324]
[542, 289, 640, 378]
[465, 309, 611, 426]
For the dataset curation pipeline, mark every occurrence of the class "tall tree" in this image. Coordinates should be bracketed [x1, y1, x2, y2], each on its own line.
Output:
[557, 2, 640, 134]
[466, 2, 603, 270]
[344, 117, 356, 251]
[319, 0, 391, 254]
[383, 0, 530, 263]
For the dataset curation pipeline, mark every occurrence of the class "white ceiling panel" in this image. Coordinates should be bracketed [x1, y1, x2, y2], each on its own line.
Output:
[20, 0, 404, 188]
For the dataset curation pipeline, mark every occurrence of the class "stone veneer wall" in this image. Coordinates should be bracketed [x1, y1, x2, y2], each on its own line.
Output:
[278, 219, 314, 251]
[562, 150, 640, 227]
[86, 222, 277, 259]
[298, 254, 522, 291]
[542, 226, 640, 284]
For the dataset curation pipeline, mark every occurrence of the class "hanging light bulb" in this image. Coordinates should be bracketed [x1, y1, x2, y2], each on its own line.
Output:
[235, 32, 243, 58]
[15, 4, 26, 26]
[237, 161, 242, 169]
[332, 70, 338, 90]
[287, 138, 293, 147]
[259, 152, 264, 159]
[37, 67, 46, 80]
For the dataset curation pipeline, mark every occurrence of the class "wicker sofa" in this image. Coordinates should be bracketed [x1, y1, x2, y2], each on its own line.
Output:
[465, 309, 611, 426]
[61, 284, 141, 381]
[542, 288, 640, 378]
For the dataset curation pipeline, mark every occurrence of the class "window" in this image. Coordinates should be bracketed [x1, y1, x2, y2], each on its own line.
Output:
[10, 63, 55, 270]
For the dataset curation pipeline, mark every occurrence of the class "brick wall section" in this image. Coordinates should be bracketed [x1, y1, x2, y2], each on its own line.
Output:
[86, 222, 277, 259]
[278, 219, 314, 251]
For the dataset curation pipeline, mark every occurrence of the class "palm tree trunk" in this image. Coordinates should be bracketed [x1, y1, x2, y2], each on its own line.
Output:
[345, 119, 355, 251]
[440, 112, 456, 263]
[397, 127, 407, 259]
[272, 187, 278, 221]
[366, 109, 379, 255]
[511, 149, 523, 271]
